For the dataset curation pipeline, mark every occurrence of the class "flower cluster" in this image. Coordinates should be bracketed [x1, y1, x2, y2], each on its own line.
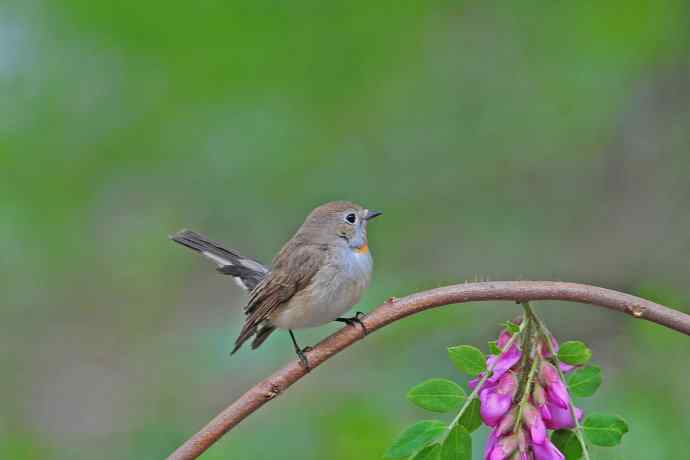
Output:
[386, 308, 628, 460]
[472, 328, 584, 460]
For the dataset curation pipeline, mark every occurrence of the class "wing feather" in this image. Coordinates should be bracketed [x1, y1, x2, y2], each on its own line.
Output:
[231, 240, 327, 353]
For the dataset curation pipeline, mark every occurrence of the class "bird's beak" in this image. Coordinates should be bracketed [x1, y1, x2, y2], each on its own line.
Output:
[365, 210, 383, 221]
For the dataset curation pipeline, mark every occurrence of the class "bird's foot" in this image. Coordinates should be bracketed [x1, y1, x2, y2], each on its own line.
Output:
[289, 330, 312, 371]
[295, 348, 311, 370]
[335, 311, 368, 335]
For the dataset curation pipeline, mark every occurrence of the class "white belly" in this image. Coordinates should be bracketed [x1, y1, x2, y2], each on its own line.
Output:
[269, 248, 372, 329]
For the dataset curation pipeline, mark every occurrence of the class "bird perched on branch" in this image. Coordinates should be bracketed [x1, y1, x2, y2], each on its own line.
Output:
[170, 201, 382, 368]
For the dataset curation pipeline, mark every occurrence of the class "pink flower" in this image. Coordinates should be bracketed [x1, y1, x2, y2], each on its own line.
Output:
[470, 328, 522, 391]
[497, 330, 512, 349]
[539, 361, 559, 384]
[538, 402, 551, 422]
[559, 362, 576, 373]
[538, 336, 559, 358]
[469, 375, 490, 391]
[522, 403, 546, 444]
[532, 438, 565, 460]
[532, 383, 546, 407]
[486, 344, 522, 383]
[480, 373, 518, 426]
[486, 433, 518, 460]
[541, 401, 583, 430]
[539, 362, 570, 409]
[480, 389, 512, 427]
[516, 428, 528, 453]
[546, 380, 570, 409]
[489, 429, 528, 460]
[538, 337, 577, 373]
[496, 407, 517, 436]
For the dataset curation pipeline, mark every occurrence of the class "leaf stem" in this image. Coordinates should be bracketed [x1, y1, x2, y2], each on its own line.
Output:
[521, 302, 591, 460]
[444, 317, 527, 437]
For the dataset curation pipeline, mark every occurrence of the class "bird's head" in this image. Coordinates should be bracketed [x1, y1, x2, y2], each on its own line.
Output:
[299, 201, 382, 250]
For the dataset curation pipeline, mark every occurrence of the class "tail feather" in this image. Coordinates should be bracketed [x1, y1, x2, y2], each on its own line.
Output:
[170, 229, 268, 292]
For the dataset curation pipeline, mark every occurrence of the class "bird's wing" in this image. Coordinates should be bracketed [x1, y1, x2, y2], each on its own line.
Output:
[231, 240, 327, 353]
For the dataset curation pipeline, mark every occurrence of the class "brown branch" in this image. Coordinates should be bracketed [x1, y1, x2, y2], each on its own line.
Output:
[166, 281, 690, 460]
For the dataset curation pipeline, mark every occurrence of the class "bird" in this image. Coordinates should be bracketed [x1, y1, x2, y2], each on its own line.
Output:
[170, 201, 382, 367]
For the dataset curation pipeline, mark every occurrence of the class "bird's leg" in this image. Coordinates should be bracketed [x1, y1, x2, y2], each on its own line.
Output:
[289, 330, 311, 369]
[334, 311, 368, 335]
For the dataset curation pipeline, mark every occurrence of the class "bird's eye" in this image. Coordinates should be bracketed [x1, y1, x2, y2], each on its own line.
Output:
[345, 213, 356, 224]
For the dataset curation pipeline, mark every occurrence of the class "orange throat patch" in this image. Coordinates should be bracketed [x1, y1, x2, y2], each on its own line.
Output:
[354, 243, 369, 254]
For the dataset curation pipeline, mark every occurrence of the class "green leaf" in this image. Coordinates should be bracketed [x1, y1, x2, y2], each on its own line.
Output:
[448, 345, 486, 376]
[488, 340, 501, 355]
[385, 420, 447, 459]
[502, 321, 520, 334]
[566, 366, 602, 397]
[551, 430, 583, 460]
[583, 413, 629, 447]
[411, 443, 441, 460]
[440, 424, 471, 460]
[557, 341, 592, 365]
[407, 379, 466, 413]
[458, 398, 482, 433]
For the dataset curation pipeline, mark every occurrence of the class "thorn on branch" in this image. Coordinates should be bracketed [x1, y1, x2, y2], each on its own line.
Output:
[628, 304, 645, 318]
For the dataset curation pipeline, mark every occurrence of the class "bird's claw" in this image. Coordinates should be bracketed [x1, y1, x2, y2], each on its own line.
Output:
[296, 348, 311, 371]
[336, 311, 368, 335]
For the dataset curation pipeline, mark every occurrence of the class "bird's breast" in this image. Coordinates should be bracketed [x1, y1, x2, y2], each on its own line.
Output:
[269, 247, 373, 329]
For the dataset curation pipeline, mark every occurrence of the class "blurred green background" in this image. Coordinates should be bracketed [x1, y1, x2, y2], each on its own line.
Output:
[2, 1, 690, 459]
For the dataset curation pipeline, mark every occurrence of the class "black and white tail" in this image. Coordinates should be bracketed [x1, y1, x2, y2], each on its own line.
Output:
[170, 229, 268, 292]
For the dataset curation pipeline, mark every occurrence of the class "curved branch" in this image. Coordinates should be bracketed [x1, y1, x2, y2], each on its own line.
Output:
[166, 281, 690, 460]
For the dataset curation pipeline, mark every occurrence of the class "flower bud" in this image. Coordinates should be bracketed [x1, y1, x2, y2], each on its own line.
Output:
[496, 407, 517, 436]
[545, 380, 570, 409]
[499, 434, 518, 454]
[488, 434, 518, 460]
[538, 362, 558, 385]
[522, 403, 546, 444]
[539, 362, 569, 409]
[532, 438, 565, 460]
[516, 428, 528, 453]
[539, 336, 558, 358]
[542, 401, 584, 430]
[497, 330, 512, 349]
[487, 346, 522, 384]
[532, 382, 546, 407]
[539, 403, 552, 423]
[510, 452, 530, 460]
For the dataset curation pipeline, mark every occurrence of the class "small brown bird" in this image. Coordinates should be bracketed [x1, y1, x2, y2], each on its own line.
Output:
[170, 201, 382, 367]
